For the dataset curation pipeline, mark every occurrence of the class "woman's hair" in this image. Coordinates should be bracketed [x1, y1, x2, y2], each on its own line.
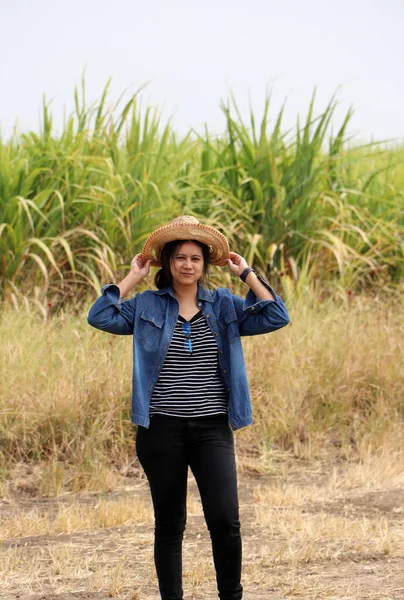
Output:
[154, 240, 210, 290]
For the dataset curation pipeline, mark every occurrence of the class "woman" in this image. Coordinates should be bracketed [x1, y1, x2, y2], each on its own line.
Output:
[88, 215, 289, 600]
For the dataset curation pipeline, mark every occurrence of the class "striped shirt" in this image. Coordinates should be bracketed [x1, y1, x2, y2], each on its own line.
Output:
[149, 311, 228, 418]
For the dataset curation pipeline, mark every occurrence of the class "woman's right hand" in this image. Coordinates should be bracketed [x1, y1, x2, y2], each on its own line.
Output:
[130, 254, 151, 280]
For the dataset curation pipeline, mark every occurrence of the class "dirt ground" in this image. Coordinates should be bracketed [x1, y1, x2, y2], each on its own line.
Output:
[1, 454, 403, 600]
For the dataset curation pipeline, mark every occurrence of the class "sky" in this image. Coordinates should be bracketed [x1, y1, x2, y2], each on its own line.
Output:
[1, 0, 403, 142]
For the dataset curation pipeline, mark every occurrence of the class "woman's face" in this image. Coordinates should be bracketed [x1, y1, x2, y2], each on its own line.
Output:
[170, 241, 204, 286]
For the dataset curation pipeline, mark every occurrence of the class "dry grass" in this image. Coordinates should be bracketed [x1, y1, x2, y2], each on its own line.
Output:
[253, 482, 318, 506]
[0, 495, 152, 540]
[329, 445, 404, 491]
[254, 510, 399, 555]
[243, 295, 404, 460]
[0, 296, 403, 597]
[1, 296, 403, 492]
[248, 439, 404, 584]
[1, 453, 403, 599]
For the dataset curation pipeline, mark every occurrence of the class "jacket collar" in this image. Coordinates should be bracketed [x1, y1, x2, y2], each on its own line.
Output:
[154, 283, 214, 303]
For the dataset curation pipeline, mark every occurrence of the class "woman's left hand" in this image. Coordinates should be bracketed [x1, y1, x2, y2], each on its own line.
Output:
[226, 252, 250, 277]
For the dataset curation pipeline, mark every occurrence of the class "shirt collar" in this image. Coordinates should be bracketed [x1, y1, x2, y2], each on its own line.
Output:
[154, 283, 214, 303]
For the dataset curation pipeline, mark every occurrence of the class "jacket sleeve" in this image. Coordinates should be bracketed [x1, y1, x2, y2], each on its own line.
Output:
[87, 284, 137, 335]
[231, 276, 290, 336]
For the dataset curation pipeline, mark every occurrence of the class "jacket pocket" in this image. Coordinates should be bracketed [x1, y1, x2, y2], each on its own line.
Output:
[219, 309, 240, 343]
[136, 308, 165, 349]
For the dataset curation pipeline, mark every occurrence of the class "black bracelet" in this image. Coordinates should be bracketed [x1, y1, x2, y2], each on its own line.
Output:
[240, 267, 255, 282]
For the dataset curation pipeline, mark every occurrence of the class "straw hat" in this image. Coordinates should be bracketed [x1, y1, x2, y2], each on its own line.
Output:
[140, 216, 230, 267]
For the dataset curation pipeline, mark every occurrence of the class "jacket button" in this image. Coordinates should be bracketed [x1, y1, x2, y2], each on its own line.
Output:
[232, 425, 236, 430]
[206, 313, 210, 317]
[250, 306, 255, 311]
[223, 369, 227, 374]
[197, 302, 202, 307]
[216, 332, 219, 336]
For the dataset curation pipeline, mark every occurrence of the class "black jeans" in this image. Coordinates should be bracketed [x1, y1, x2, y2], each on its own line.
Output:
[136, 414, 243, 600]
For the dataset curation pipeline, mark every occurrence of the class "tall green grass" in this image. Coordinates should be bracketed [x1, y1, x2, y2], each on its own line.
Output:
[0, 80, 403, 309]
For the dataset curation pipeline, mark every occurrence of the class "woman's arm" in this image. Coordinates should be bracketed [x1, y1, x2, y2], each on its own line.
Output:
[242, 270, 275, 301]
[87, 254, 151, 335]
[226, 251, 289, 335]
[226, 252, 274, 300]
[118, 254, 151, 298]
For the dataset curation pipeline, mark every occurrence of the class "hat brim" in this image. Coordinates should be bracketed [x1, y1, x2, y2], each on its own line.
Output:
[140, 222, 230, 267]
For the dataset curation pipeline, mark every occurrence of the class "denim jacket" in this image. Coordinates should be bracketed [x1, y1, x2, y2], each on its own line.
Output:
[87, 278, 289, 430]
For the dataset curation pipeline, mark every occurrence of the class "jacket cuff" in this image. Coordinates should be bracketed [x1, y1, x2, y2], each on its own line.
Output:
[101, 284, 122, 308]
